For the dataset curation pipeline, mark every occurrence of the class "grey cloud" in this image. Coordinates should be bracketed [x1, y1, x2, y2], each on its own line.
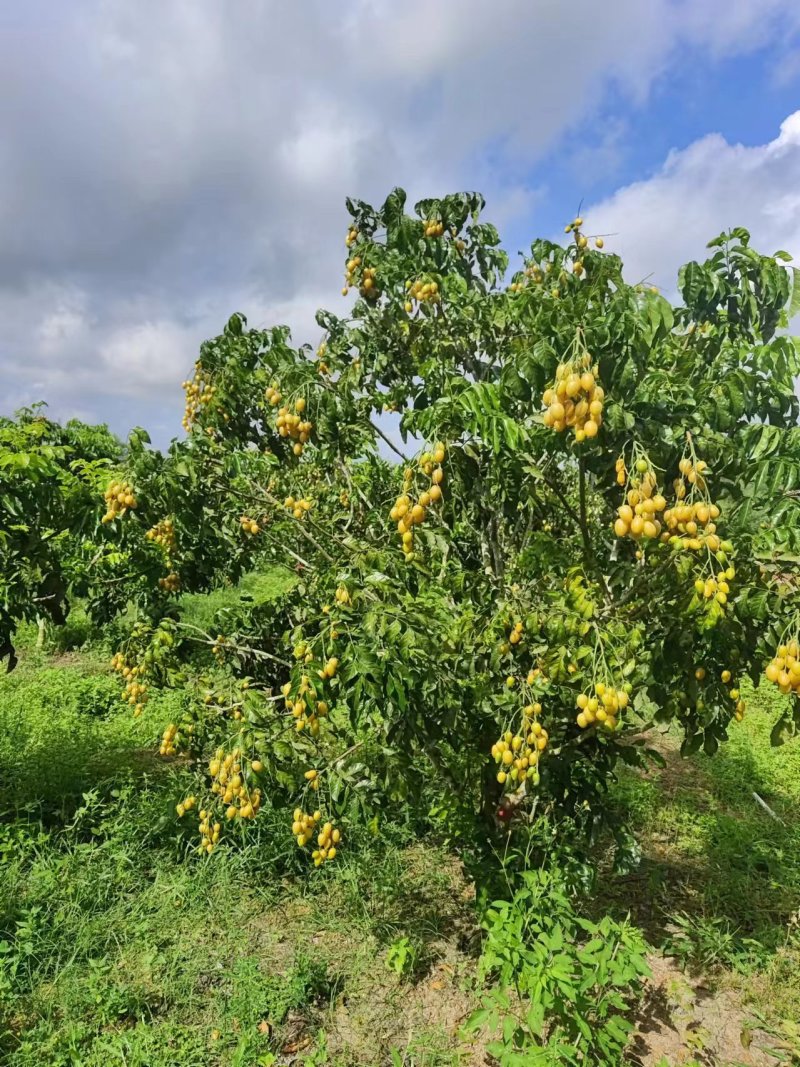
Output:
[1, 0, 799, 446]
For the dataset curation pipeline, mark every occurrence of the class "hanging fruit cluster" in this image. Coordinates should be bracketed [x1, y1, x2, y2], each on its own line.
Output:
[491, 702, 547, 788]
[312, 821, 340, 866]
[160, 722, 179, 756]
[275, 398, 313, 456]
[181, 361, 215, 432]
[404, 278, 440, 313]
[265, 382, 282, 407]
[334, 585, 351, 607]
[345, 225, 358, 248]
[765, 638, 800, 696]
[575, 683, 629, 730]
[158, 572, 181, 593]
[284, 495, 313, 520]
[342, 255, 361, 292]
[692, 566, 734, 607]
[317, 658, 339, 682]
[111, 651, 149, 715]
[145, 518, 176, 552]
[207, 746, 263, 824]
[176, 794, 197, 817]
[281, 675, 329, 735]
[211, 634, 227, 662]
[663, 499, 723, 552]
[713, 668, 746, 720]
[388, 443, 445, 558]
[613, 457, 667, 541]
[292, 809, 319, 846]
[101, 480, 137, 523]
[614, 456, 627, 486]
[541, 343, 604, 441]
[240, 515, 260, 535]
[424, 218, 444, 237]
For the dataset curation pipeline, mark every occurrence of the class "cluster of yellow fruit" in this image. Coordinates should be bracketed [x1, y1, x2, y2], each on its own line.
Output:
[158, 572, 181, 593]
[614, 456, 627, 486]
[284, 495, 313, 520]
[176, 794, 197, 817]
[292, 808, 341, 864]
[542, 357, 604, 440]
[240, 515, 260, 535]
[388, 443, 446, 558]
[265, 383, 283, 407]
[424, 218, 444, 237]
[575, 683, 629, 730]
[345, 225, 358, 248]
[293, 640, 315, 665]
[206, 747, 263, 825]
[404, 277, 440, 312]
[211, 634, 227, 663]
[317, 658, 339, 682]
[613, 459, 667, 541]
[181, 362, 215, 432]
[663, 501, 723, 552]
[194, 807, 222, 855]
[275, 398, 313, 457]
[695, 666, 746, 719]
[765, 640, 800, 697]
[145, 517, 176, 551]
[692, 567, 734, 606]
[342, 261, 379, 301]
[311, 820, 340, 866]
[281, 675, 330, 735]
[343, 255, 362, 290]
[101, 480, 137, 523]
[509, 620, 524, 646]
[111, 651, 149, 715]
[160, 722, 179, 756]
[492, 705, 547, 787]
[675, 456, 708, 494]
[334, 586, 351, 607]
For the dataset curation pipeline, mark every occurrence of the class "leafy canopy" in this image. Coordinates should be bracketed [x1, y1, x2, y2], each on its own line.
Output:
[8, 189, 800, 870]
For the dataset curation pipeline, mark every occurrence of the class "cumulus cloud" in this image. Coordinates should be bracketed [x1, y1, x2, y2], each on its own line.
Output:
[585, 111, 800, 293]
[2, 0, 800, 443]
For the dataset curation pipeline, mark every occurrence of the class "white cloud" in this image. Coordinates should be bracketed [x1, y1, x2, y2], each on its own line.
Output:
[585, 111, 800, 292]
[2, 1, 800, 444]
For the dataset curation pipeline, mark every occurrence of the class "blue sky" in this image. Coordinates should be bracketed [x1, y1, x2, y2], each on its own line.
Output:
[2, 1, 799, 448]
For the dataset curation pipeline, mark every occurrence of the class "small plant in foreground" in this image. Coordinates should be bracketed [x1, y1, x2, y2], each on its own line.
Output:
[466, 867, 651, 1065]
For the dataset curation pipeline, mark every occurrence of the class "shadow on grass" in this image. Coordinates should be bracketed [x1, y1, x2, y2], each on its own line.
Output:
[597, 732, 800, 969]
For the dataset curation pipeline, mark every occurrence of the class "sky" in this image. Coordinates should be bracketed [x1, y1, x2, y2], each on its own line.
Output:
[2, 1, 800, 449]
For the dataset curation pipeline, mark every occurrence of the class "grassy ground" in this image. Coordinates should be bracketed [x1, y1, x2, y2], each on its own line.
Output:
[1, 605, 799, 1065]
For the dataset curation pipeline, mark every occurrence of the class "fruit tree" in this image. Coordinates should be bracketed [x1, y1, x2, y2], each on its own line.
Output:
[96, 189, 800, 870]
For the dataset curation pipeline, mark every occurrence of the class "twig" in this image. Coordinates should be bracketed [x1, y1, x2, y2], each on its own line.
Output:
[752, 791, 784, 825]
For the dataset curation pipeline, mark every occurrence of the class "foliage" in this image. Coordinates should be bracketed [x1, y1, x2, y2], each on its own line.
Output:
[0, 641, 798, 1064]
[0, 406, 121, 667]
[8, 190, 800, 891]
[466, 866, 651, 1064]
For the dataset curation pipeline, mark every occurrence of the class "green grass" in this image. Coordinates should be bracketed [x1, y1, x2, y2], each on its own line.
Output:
[605, 680, 800, 1020]
[0, 647, 478, 1066]
[1, 635, 799, 1064]
[177, 568, 294, 635]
